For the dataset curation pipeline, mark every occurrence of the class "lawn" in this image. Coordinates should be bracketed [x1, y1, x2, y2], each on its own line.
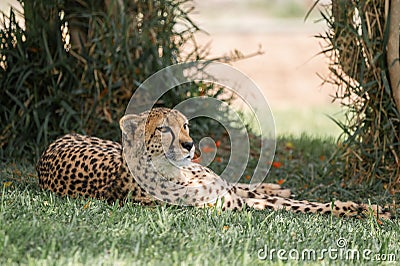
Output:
[1, 135, 399, 265]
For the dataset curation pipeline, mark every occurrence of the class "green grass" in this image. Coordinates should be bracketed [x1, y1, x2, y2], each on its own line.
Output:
[1, 136, 400, 265]
[273, 106, 345, 138]
[239, 106, 344, 138]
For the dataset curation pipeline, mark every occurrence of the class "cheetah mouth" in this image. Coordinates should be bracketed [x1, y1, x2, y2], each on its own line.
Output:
[166, 147, 194, 162]
[164, 146, 194, 162]
[180, 153, 194, 162]
[175, 154, 192, 161]
[164, 152, 193, 163]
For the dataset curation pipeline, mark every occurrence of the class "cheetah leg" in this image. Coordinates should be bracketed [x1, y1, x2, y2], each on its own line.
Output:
[243, 196, 392, 219]
[232, 183, 292, 198]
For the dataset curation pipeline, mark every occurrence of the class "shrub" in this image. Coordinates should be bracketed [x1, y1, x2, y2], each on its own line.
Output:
[317, 0, 400, 188]
[0, 0, 205, 162]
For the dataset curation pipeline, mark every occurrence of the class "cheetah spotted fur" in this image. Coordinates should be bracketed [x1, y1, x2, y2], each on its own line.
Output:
[36, 108, 392, 219]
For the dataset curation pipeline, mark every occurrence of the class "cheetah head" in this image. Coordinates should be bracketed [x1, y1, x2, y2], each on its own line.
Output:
[120, 107, 195, 164]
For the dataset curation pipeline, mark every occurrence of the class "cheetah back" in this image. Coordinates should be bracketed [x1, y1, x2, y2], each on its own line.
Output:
[36, 133, 150, 203]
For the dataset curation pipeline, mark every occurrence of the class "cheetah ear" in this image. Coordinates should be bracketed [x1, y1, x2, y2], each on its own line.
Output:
[119, 114, 141, 137]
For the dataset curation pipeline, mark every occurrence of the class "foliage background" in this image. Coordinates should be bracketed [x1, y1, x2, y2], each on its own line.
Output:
[0, 0, 210, 162]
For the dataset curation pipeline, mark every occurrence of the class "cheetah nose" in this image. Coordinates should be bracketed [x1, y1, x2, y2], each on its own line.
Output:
[181, 141, 194, 152]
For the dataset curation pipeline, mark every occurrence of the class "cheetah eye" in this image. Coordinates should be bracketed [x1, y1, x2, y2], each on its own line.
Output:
[183, 123, 189, 131]
[156, 126, 171, 133]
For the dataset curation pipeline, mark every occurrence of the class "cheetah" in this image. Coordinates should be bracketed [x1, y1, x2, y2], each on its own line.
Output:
[37, 107, 393, 218]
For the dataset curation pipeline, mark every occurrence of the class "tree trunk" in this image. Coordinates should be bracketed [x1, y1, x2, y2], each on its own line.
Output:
[387, 0, 400, 113]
